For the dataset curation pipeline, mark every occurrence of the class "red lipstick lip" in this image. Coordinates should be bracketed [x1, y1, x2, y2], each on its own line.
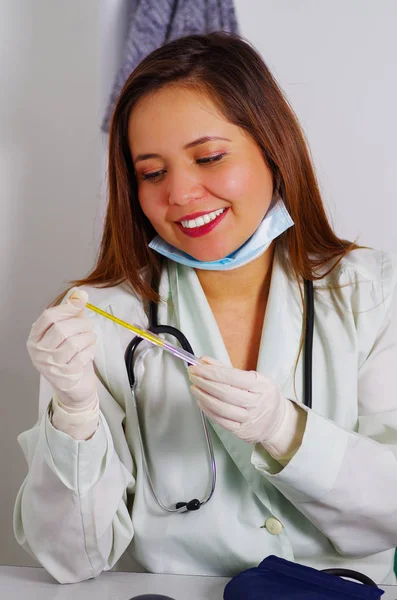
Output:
[176, 207, 228, 238]
[175, 208, 225, 223]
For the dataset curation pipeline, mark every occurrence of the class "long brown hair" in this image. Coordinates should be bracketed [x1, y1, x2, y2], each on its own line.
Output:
[56, 31, 360, 306]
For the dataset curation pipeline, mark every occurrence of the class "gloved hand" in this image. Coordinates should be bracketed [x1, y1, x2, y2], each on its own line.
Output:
[27, 289, 99, 439]
[188, 357, 307, 460]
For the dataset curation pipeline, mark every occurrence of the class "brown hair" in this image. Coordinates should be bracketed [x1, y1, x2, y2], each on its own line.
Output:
[55, 31, 360, 307]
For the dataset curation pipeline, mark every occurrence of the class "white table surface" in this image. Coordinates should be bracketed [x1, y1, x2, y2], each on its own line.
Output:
[1, 566, 396, 599]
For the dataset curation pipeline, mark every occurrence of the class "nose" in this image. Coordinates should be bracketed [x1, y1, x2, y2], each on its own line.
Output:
[167, 168, 204, 206]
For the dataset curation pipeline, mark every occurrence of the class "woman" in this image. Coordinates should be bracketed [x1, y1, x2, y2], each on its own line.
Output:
[14, 32, 397, 585]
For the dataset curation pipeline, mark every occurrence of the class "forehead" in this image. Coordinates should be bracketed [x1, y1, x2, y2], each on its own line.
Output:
[128, 85, 236, 152]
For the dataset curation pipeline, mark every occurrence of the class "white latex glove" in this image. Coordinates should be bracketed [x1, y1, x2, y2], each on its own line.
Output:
[27, 289, 99, 439]
[188, 357, 306, 460]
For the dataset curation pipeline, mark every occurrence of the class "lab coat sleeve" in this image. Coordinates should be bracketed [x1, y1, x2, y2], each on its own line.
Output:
[13, 374, 135, 583]
[251, 254, 397, 557]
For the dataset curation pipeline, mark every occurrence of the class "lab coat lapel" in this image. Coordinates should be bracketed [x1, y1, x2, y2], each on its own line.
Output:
[256, 248, 305, 402]
[168, 248, 304, 505]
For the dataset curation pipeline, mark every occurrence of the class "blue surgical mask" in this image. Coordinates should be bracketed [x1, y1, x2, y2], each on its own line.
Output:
[148, 197, 294, 271]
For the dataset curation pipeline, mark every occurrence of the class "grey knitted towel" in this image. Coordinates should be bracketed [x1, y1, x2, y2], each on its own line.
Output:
[102, 0, 239, 132]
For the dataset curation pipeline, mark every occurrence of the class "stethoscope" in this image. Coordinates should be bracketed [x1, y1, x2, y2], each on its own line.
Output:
[125, 279, 314, 514]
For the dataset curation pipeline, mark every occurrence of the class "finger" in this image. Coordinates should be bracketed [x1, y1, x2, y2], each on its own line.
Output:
[29, 297, 90, 344]
[38, 318, 95, 351]
[67, 343, 96, 368]
[199, 356, 225, 366]
[35, 336, 96, 379]
[188, 362, 264, 390]
[66, 290, 89, 318]
[189, 372, 256, 407]
[49, 343, 96, 379]
[69, 289, 88, 304]
[51, 332, 97, 364]
[195, 397, 241, 433]
[190, 384, 247, 423]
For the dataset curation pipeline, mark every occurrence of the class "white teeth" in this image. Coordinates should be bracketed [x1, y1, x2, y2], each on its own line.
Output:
[180, 208, 225, 229]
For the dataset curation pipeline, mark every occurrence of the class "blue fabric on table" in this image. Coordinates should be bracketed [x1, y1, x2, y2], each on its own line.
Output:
[223, 556, 384, 599]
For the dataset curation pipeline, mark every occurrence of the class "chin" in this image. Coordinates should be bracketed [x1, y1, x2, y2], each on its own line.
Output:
[171, 235, 236, 262]
[187, 249, 230, 262]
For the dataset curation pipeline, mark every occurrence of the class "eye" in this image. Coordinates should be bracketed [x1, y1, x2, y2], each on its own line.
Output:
[141, 170, 165, 182]
[196, 153, 226, 165]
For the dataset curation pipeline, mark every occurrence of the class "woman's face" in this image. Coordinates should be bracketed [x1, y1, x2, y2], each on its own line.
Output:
[128, 85, 274, 261]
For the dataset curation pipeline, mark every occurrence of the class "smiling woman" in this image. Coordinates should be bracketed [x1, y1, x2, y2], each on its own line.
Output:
[15, 31, 397, 588]
[67, 30, 360, 305]
[129, 86, 274, 260]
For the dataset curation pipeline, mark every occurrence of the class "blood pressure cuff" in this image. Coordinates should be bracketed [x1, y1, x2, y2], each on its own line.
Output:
[223, 555, 384, 599]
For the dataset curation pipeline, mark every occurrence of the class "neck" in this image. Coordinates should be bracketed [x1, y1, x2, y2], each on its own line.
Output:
[195, 242, 275, 305]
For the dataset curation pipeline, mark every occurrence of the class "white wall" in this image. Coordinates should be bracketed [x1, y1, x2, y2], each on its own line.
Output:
[234, 0, 397, 251]
[0, 0, 103, 566]
[0, 0, 396, 567]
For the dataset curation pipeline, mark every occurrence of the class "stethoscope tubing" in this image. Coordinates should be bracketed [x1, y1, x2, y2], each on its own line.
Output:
[131, 347, 216, 513]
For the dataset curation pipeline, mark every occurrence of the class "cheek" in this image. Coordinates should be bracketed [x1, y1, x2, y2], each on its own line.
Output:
[206, 162, 271, 204]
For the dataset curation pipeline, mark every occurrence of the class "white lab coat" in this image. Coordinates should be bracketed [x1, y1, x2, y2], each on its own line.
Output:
[14, 246, 397, 585]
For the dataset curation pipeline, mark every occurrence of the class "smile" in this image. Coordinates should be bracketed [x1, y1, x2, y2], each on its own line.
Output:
[179, 208, 226, 229]
[176, 208, 228, 238]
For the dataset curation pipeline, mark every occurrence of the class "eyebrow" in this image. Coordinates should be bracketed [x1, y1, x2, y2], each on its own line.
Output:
[133, 136, 231, 164]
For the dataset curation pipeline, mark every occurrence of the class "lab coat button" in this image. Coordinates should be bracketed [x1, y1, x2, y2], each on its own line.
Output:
[265, 517, 283, 535]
